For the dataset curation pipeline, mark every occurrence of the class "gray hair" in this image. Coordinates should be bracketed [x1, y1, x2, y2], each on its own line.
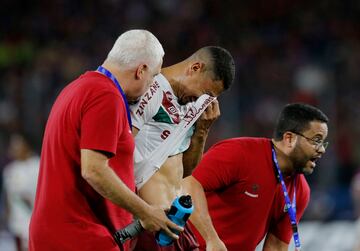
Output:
[106, 29, 164, 70]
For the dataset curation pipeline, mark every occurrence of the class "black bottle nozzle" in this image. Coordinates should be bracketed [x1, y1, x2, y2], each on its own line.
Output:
[178, 195, 192, 208]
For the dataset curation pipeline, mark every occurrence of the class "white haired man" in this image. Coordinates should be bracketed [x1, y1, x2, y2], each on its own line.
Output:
[29, 29, 182, 251]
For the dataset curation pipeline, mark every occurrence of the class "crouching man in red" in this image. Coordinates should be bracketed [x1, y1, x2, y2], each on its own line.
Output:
[183, 103, 329, 251]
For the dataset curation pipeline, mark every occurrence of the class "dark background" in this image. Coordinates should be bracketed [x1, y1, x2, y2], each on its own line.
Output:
[0, 0, 359, 224]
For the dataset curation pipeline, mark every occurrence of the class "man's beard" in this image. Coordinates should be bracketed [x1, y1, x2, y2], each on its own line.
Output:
[289, 145, 309, 175]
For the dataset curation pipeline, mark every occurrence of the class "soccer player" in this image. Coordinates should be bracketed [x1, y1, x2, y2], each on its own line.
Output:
[130, 46, 236, 250]
[182, 103, 329, 251]
[29, 29, 182, 251]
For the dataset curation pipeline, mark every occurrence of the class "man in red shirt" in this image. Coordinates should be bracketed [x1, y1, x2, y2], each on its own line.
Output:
[182, 103, 329, 251]
[29, 29, 182, 251]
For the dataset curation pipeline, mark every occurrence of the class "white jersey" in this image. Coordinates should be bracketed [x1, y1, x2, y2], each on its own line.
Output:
[3, 155, 39, 242]
[130, 74, 194, 188]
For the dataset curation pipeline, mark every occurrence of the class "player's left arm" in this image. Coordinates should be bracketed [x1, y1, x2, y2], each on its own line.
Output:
[182, 176, 227, 251]
[262, 233, 288, 251]
[182, 99, 220, 177]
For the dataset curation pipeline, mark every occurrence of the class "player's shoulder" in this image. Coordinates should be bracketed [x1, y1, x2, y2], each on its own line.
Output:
[138, 74, 168, 101]
[130, 73, 174, 114]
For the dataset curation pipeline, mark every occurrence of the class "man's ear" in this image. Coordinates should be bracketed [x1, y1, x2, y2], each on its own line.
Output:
[283, 132, 298, 149]
[135, 64, 147, 80]
[188, 62, 204, 75]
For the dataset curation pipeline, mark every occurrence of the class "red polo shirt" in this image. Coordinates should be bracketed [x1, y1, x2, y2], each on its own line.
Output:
[192, 137, 310, 251]
[29, 71, 135, 251]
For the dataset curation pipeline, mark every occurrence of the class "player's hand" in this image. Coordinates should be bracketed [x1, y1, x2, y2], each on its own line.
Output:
[206, 238, 227, 251]
[196, 99, 220, 132]
[139, 205, 183, 239]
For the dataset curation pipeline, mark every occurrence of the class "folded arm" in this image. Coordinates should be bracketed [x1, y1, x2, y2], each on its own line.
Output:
[182, 100, 220, 177]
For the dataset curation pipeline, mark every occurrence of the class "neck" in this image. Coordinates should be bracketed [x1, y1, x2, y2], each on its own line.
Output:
[101, 61, 130, 94]
[271, 139, 295, 177]
[161, 61, 188, 97]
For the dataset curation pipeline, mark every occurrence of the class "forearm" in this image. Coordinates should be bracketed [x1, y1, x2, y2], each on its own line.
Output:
[183, 99, 220, 177]
[81, 149, 183, 237]
[81, 150, 150, 220]
[182, 176, 220, 242]
[262, 233, 288, 251]
[85, 164, 150, 217]
[182, 128, 209, 177]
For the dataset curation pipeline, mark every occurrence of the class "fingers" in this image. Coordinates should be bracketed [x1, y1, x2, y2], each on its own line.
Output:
[211, 99, 220, 116]
[140, 219, 183, 240]
[160, 217, 184, 240]
[201, 100, 220, 120]
[138, 219, 150, 231]
[167, 220, 184, 233]
[162, 226, 180, 240]
[161, 219, 183, 240]
[140, 207, 184, 240]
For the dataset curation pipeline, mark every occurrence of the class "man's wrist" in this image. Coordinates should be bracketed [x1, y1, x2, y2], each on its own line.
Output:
[200, 225, 221, 242]
[193, 127, 210, 138]
[131, 197, 152, 220]
[204, 232, 222, 243]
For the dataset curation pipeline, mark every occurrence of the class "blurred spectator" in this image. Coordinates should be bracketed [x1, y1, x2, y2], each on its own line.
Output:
[292, 64, 330, 106]
[3, 133, 39, 251]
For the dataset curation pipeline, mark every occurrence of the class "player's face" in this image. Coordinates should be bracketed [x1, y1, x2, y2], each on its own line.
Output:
[127, 60, 162, 104]
[289, 121, 328, 175]
[177, 74, 224, 105]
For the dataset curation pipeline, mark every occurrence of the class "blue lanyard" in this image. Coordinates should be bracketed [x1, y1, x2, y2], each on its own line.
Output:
[271, 145, 301, 250]
[96, 66, 132, 129]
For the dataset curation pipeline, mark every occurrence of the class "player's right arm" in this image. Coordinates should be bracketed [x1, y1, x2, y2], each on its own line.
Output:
[81, 149, 182, 238]
[182, 176, 227, 251]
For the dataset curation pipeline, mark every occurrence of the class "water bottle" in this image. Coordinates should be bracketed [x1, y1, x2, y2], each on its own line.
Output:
[156, 195, 194, 246]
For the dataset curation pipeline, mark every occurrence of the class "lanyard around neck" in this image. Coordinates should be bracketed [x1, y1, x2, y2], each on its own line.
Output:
[96, 66, 132, 129]
[271, 144, 301, 250]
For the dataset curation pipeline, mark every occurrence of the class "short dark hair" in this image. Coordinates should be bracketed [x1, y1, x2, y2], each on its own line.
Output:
[204, 46, 235, 90]
[273, 103, 329, 140]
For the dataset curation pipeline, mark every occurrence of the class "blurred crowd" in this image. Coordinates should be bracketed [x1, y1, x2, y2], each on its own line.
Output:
[1, 0, 360, 246]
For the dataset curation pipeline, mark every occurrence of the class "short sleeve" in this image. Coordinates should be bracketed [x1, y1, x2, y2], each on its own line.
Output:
[192, 141, 242, 191]
[80, 91, 123, 156]
[130, 81, 162, 129]
[269, 175, 310, 243]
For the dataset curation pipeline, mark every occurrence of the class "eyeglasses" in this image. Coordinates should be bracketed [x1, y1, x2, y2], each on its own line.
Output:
[291, 131, 329, 150]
